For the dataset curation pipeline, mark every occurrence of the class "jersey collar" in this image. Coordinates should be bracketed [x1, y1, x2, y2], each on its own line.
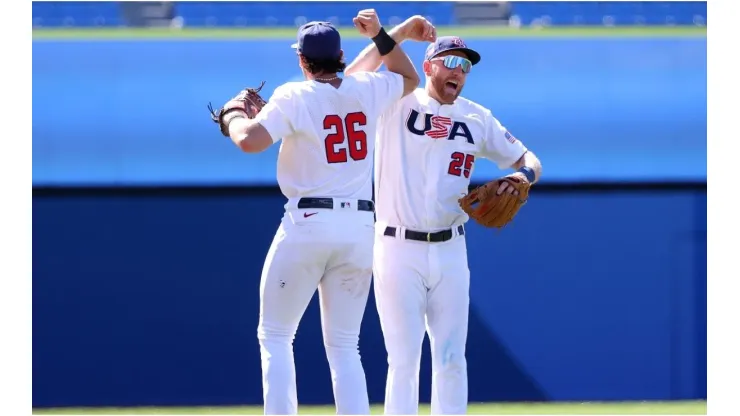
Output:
[419, 89, 458, 117]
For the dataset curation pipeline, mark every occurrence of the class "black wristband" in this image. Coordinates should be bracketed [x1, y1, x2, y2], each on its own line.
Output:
[517, 166, 536, 183]
[372, 27, 397, 56]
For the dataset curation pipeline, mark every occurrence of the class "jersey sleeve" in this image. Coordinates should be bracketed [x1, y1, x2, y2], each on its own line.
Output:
[352, 71, 404, 118]
[480, 111, 528, 169]
[253, 84, 296, 143]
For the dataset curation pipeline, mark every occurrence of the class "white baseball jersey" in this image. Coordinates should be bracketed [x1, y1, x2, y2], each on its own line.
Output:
[255, 71, 404, 201]
[374, 88, 528, 230]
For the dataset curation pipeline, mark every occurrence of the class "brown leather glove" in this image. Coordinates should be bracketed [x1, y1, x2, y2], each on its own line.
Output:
[459, 175, 531, 229]
[207, 81, 267, 136]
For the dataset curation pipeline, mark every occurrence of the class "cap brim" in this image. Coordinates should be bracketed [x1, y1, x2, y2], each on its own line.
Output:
[290, 42, 299, 49]
[460, 48, 481, 65]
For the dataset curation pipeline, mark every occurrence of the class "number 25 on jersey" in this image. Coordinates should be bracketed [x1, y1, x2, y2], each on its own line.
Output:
[323, 112, 368, 164]
[448, 152, 475, 178]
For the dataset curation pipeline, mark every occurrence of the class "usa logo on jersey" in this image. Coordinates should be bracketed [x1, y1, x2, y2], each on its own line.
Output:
[504, 130, 518, 144]
[406, 109, 475, 144]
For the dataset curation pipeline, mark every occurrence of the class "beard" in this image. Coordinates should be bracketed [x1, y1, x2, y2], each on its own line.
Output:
[430, 75, 463, 104]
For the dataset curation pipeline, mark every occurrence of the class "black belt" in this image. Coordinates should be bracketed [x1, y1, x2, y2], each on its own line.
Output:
[297, 197, 374, 212]
[384, 225, 465, 243]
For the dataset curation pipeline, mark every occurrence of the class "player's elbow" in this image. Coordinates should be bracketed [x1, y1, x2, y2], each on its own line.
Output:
[229, 121, 274, 153]
[402, 73, 420, 96]
[235, 134, 271, 153]
[527, 151, 542, 172]
[512, 150, 540, 169]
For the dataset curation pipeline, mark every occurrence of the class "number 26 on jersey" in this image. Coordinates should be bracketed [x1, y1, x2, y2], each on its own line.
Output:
[323, 112, 368, 164]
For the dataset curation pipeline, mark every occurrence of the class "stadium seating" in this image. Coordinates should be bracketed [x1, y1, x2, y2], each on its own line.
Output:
[32, 1, 123, 27]
[32, 1, 707, 28]
[511, 1, 707, 26]
[173, 1, 455, 27]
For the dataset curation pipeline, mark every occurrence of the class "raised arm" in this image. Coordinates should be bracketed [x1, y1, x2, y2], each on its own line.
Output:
[346, 15, 436, 77]
[350, 11, 431, 96]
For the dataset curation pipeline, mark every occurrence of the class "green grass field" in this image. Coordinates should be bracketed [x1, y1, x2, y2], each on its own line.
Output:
[33, 401, 707, 415]
[31, 25, 706, 40]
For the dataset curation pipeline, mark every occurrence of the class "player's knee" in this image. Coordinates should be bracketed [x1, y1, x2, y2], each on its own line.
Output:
[257, 326, 295, 350]
[388, 361, 420, 380]
[258, 321, 296, 339]
[434, 349, 467, 374]
[387, 347, 421, 375]
[323, 330, 359, 349]
[324, 334, 361, 366]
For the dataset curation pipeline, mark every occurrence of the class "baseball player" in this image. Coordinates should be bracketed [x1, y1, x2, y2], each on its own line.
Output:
[207, 12, 419, 415]
[345, 16, 543, 415]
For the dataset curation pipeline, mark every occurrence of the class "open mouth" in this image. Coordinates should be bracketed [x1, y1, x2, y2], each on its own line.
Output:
[444, 80, 459, 94]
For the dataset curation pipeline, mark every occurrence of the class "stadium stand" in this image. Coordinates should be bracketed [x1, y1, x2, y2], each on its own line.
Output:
[32, 1, 707, 28]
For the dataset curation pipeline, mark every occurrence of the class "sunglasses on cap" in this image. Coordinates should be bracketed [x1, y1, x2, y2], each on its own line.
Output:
[430, 55, 472, 74]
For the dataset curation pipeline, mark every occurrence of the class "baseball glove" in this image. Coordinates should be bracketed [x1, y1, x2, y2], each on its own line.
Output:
[459, 175, 531, 229]
[207, 81, 268, 136]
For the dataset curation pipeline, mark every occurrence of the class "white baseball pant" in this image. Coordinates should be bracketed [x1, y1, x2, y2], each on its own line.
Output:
[373, 224, 470, 415]
[257, 199, 375, 415]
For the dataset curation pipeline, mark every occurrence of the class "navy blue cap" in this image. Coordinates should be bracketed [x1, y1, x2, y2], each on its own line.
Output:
[425, 36, 481, 65]
[290, 21, 341, 60]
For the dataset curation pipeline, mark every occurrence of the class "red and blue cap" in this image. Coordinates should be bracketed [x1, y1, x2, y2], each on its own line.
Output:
[291, 21, 342, 60]
[425, 36, 481, 65]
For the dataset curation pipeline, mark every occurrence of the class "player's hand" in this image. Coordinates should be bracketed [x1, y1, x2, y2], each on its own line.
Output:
[353, 9, 382, 38]
[398, 15, 436, 42]
[497, 172, 529, 196]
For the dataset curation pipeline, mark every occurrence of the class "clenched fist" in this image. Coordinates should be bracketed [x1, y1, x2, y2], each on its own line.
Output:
[353, 9, 382, 38]
[398, 15, 436, 42]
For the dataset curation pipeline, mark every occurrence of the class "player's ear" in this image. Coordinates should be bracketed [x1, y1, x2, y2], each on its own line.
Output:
[422, 60, 432, 76]
[338, 49, 344, 60]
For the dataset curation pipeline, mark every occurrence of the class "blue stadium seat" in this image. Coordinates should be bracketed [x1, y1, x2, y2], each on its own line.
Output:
[173, 2, 456, 27]
[33, 1, 122, 27]
[509, 1, 706, 27]
[32, 1, 706, 28]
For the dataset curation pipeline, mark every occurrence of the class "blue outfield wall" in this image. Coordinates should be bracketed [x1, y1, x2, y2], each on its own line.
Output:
[32, 187, 707, 407]
[32, 37, 707, 185]
[33, 35, 707, 407]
